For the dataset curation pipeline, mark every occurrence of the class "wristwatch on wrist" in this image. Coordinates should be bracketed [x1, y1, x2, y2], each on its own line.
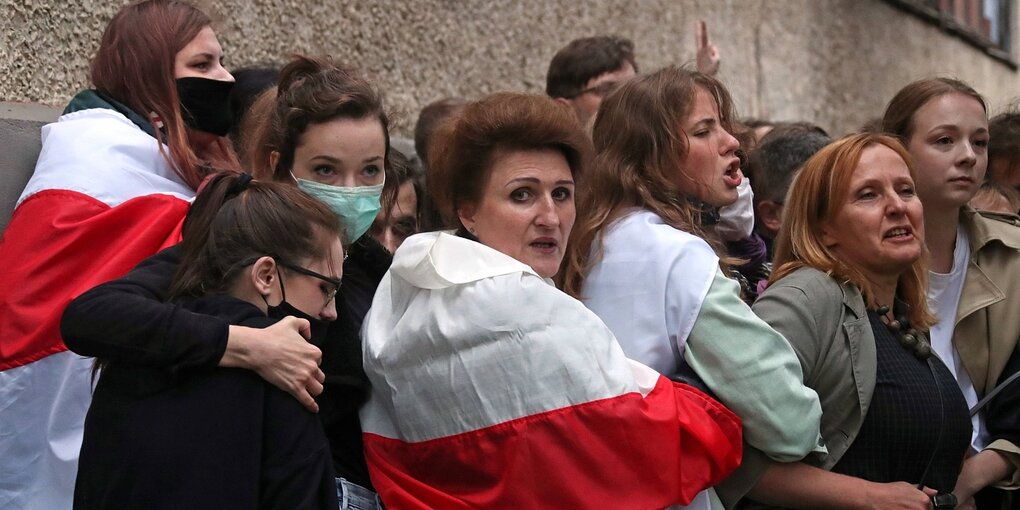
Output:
[931, 492, 957, 509]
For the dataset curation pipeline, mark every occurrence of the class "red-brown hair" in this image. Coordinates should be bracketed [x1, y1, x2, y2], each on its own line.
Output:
[770, 133, 935, 328]
[90, 0, 238, 189]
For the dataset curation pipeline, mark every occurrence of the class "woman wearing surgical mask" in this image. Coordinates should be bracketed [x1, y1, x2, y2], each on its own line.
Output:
[0, 2, 239, 508]
[62, 55, 393, 509]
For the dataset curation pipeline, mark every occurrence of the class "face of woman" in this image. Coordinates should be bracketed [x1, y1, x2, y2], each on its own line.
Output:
[278, 237, 345, 321]
[676, 87, 742, 208]
[290, 117, 386, 187]
[458, 149, 576, 278]
[822, 144, 924, 282]
[173, 26, 233, 82]
[906, 93, 989, 210]
[370, 181, 418, 253]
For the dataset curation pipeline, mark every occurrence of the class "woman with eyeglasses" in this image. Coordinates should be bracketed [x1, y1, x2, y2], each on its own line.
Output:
[62, 55, 393, 509]
[73, 172, 341, 509]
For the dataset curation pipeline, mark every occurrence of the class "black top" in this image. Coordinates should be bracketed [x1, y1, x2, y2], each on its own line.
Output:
[62, 235, 392, 490]
[831, 311, 971, 492]
[74, 296, 336, 510]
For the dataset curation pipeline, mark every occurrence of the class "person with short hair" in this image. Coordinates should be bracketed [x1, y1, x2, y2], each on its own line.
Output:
[546, 35, 639, 126]
[547, 22, 721, 128]
[884, 77, 1020, 509]
[369, 150, 421, 253]
[988, 108, 1020, 192]
[361, 92, 742, 509]
[746, 123, 832, 258]
[73, 172, 341, 509]
[971, 180, 1020, 214]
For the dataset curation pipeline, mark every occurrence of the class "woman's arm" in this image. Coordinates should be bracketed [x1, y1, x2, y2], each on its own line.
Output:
[750, 462, 936, 510]
[682, 268, 824, 462]
[61, 246, 325, 411]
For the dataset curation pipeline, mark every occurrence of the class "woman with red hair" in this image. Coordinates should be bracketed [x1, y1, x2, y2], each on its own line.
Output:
[0, 2, 237, 508]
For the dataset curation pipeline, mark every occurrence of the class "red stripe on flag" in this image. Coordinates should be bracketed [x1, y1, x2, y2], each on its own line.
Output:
[364, 377, 741, 510]
[0, 189, 188, 369]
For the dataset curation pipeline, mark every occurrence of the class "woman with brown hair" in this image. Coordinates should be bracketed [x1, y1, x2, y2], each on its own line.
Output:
[360, 92, 741, 509]
[0, 2, 237, 507]
[883, 78, 1020, 509]
[560, 66, 822, 509]
[747, 133, 971, 509]
[62, 55, 394, 509]
[74, 172, 342, 509]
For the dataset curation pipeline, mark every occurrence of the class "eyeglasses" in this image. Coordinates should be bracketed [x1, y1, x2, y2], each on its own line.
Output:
[279, 262, 342, 307]
[566, 80, 622, 100]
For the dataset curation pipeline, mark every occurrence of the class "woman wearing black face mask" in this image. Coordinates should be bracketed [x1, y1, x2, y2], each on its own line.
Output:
[0, 2, 240, 508]
[62, 56, 394, 508]
[74, 172, 341, 509]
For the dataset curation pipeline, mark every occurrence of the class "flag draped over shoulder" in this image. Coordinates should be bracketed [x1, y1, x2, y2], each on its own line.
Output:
[0, 105, 192, 509]
[361, 232, 742, 510]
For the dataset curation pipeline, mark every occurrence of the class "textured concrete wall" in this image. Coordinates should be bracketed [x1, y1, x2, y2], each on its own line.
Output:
[2, 0, 1019, 137]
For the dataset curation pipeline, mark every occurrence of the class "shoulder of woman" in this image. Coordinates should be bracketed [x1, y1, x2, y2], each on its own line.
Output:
[606, 208, 719, 260]
[389, 231, 536, 290]
[755, 267, 854, 330]
[963, 206, 1020, 251]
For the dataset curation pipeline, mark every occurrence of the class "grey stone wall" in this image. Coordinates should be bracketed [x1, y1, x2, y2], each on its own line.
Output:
[3, 0, 1019, 137]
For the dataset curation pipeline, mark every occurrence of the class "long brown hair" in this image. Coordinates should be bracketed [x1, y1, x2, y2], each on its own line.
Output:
[560, 66, 736, 298]
[169, 172, 343, 299]
[770, 133, 935, 328]
[90, 0, 239, 189]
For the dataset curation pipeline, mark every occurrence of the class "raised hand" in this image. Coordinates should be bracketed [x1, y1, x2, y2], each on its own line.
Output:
[696, 20, 721, 76]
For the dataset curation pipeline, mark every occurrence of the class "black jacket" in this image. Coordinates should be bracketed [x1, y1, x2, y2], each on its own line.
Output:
[62, 236, 393, 489]
[73, 296, 336, 510]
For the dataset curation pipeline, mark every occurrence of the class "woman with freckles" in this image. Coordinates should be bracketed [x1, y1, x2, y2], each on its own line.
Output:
[746, 133, 971, 510]
[884, 78, 1020, 510]
[358, 92, 743, 509]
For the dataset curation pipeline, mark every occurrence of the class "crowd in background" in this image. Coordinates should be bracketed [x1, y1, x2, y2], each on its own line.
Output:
[1, 1, 1020, 509]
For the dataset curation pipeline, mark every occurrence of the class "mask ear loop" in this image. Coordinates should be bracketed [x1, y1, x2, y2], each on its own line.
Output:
[260, 262, 287, 308]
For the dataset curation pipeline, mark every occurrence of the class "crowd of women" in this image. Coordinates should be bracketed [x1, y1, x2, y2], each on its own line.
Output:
[0, 0, 1018, 509]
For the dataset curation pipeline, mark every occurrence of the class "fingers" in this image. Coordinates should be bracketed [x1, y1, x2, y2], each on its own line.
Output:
[294, 387, 319, 413]
[698, 20, 709, 48]
[281, 315, 312, 340]
[921, 487, 938, 497]
[315, 368, 326, 384]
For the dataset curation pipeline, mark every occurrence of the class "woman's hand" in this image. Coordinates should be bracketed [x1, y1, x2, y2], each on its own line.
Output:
[953, 449, 1012, 506]
[220, 318, 325, 412]
[861, 482, 934, 510]
[751, 461, 936, 510]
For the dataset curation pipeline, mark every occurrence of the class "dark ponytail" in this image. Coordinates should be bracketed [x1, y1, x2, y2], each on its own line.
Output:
[168, 172, 344, 300]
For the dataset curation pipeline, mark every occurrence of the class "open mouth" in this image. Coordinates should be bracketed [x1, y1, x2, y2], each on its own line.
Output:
[723, 159, 742, 187]
[883, 226, 913, 239]
[530, 238, 558, 251]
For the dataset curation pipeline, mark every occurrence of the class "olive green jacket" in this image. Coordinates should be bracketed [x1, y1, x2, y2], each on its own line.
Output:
[715, 266, 876, 508]
[955, 207, 1020, 488]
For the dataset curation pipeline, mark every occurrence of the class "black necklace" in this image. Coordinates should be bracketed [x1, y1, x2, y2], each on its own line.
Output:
[874, 304, 932, 360]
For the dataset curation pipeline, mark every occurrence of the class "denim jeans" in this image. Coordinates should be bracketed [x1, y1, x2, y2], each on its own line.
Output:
[336, 477, 383, 510]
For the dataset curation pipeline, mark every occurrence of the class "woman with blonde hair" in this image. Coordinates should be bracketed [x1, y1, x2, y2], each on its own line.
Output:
[884, 77, 1020, 509]
[748, 132, 971, 509]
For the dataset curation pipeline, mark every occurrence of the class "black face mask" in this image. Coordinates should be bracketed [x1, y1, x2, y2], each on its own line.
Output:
[176, 77, 234, 137]
[265, 299, 330, 348]
[262, 268, 330, 348]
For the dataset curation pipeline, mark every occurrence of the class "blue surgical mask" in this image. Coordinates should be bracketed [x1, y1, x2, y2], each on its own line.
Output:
[296, 178, 383, 243]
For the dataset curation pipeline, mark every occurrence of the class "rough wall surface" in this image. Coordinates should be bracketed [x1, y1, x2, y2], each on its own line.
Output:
[2, 0, 1018, 136]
